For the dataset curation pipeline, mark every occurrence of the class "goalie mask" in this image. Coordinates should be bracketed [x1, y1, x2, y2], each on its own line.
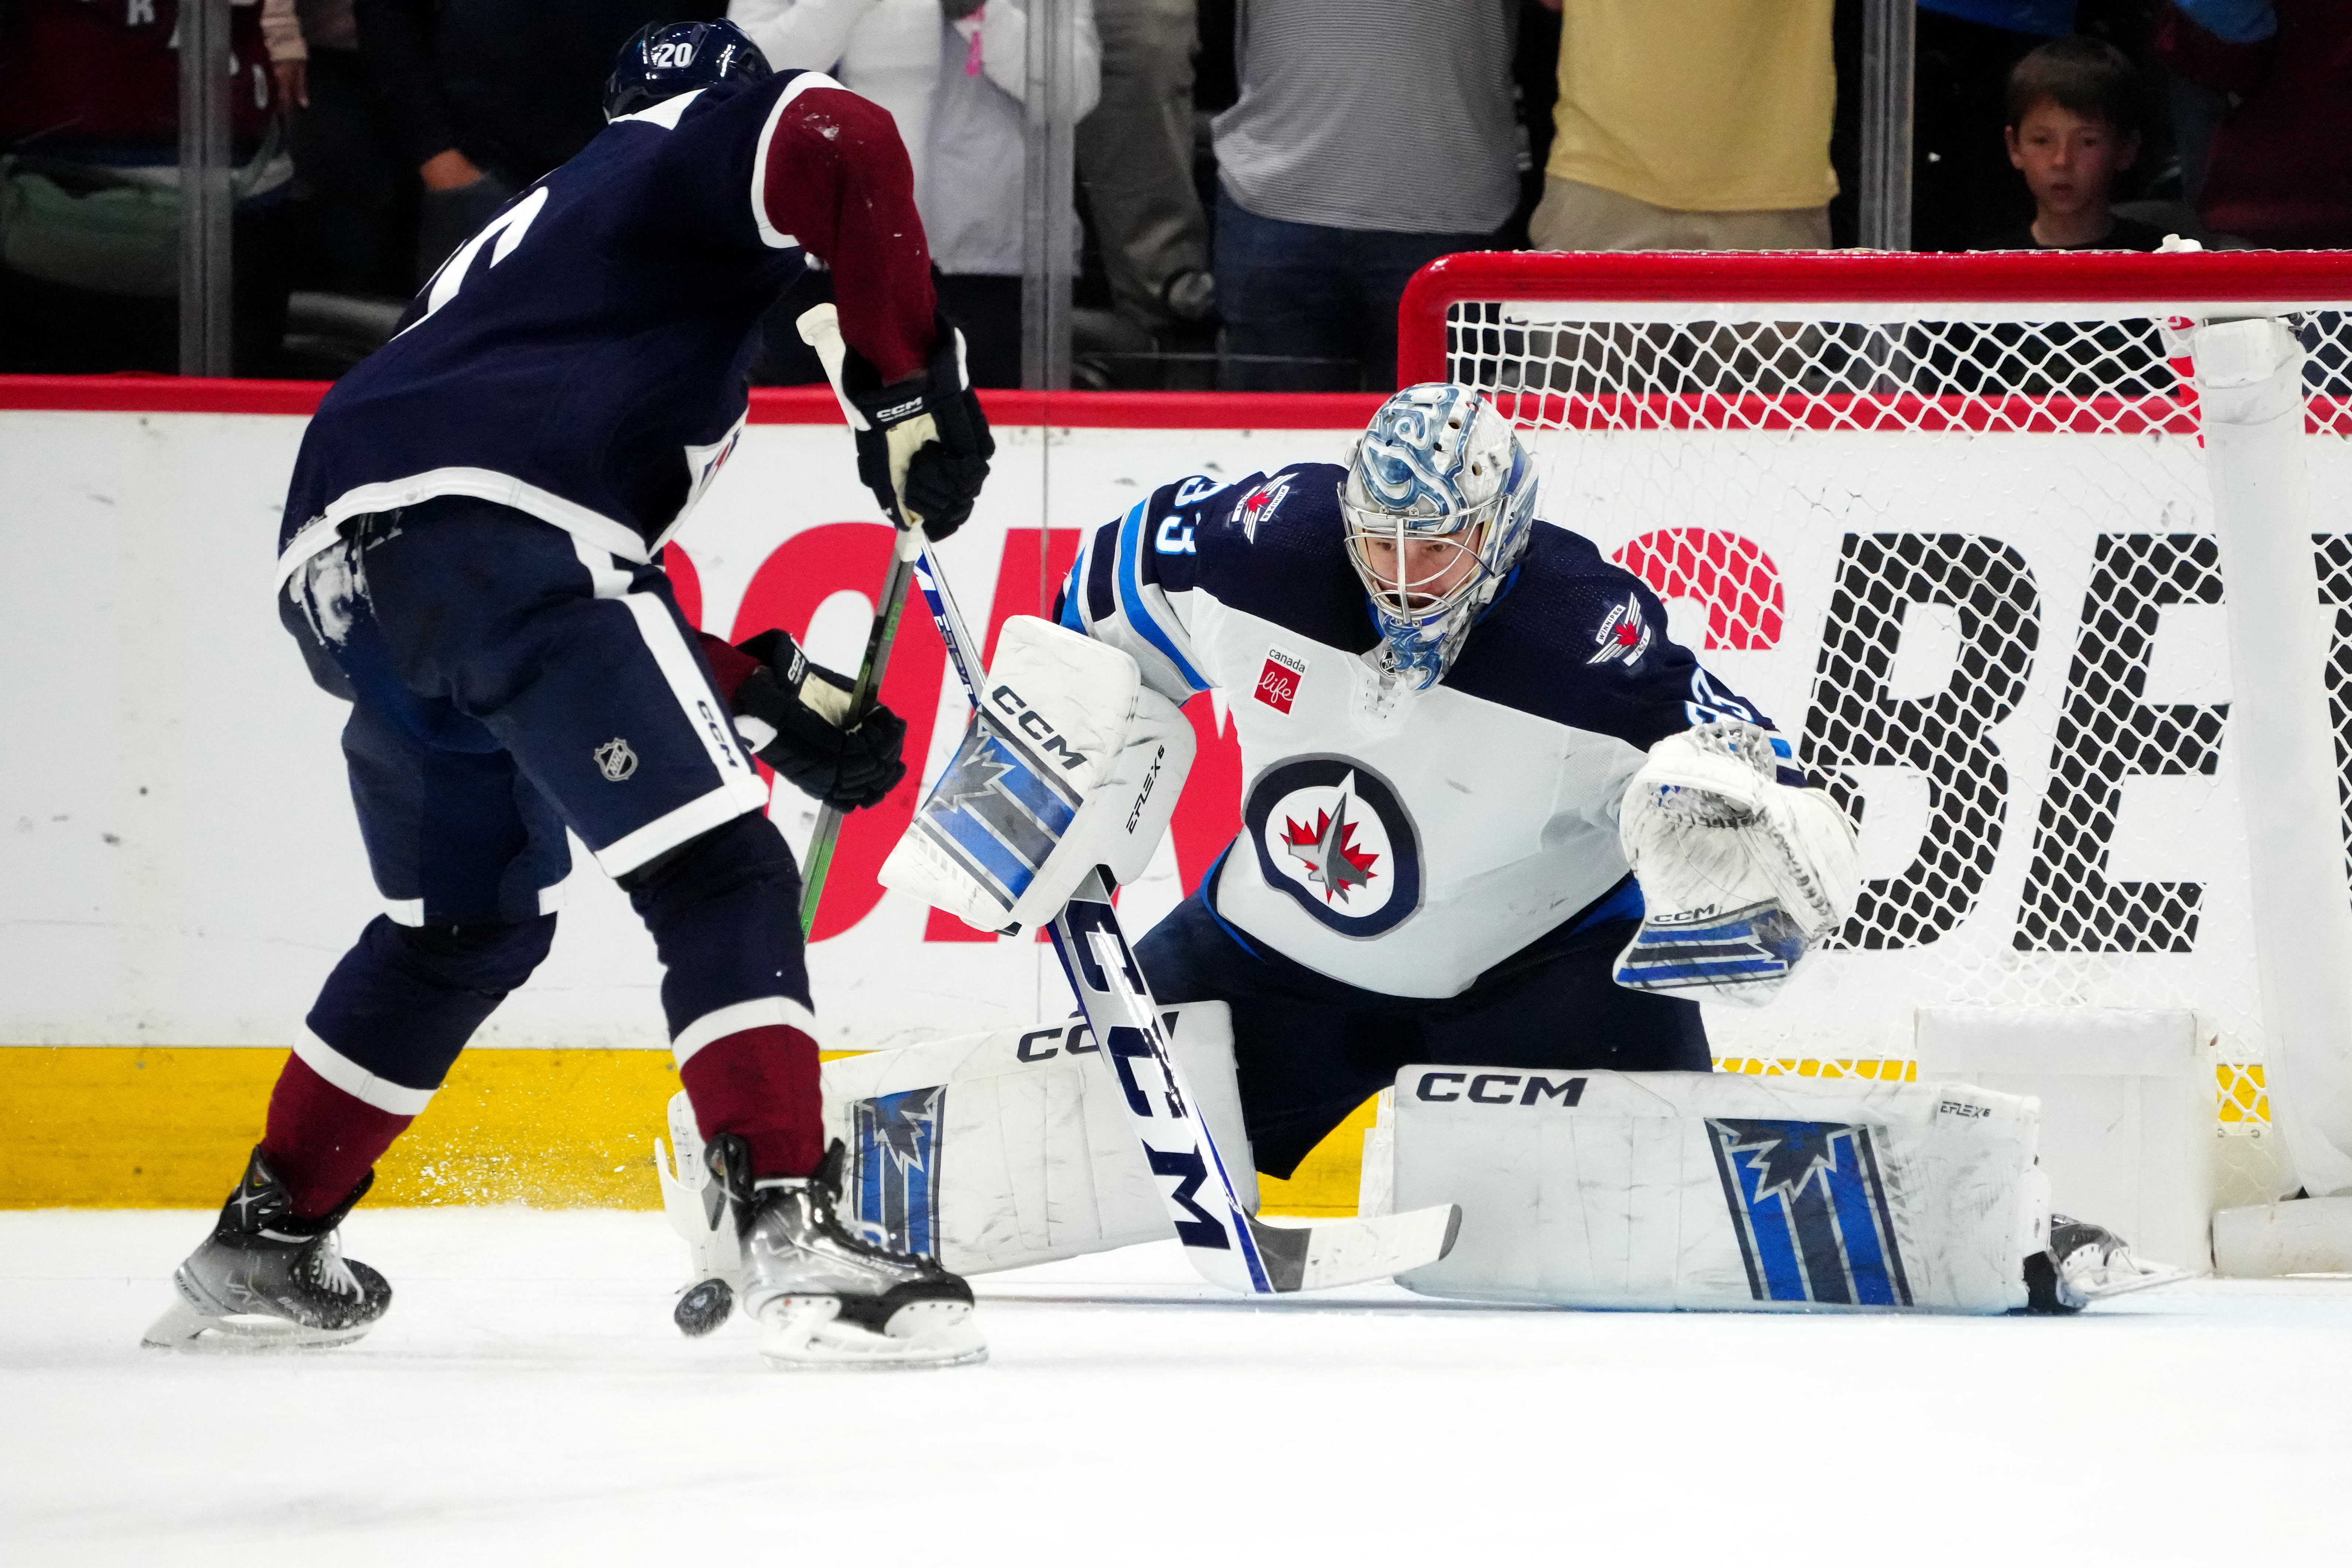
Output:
[1339, 384, 1540, 690]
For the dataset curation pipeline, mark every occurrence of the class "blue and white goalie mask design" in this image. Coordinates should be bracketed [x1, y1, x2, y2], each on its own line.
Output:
[1339, 384, 1539, 690]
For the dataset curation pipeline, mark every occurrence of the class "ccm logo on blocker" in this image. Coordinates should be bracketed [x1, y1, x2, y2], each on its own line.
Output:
[987, 684, 1089, 771]
[1415, 1072, 1587, 1107]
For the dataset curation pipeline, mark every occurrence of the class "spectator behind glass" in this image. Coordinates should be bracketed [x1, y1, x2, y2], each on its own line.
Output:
[1530, 0, 1836, 253]
[1989, 37, 2165, 250]
[731, 0, 1102, 387]
[1077, 0, 1215, 340]
[353, 1, 719, 285]
[0, 0, 289, 374]
[1914, 0, 2077, 253]
[269, 0, 416, 298]
[2157, 1, 2352, 249]
[1212, 0, 1519, 392]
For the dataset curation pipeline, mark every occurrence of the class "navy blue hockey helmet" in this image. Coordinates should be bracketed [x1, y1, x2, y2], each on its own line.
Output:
[604, 20, 771, 122]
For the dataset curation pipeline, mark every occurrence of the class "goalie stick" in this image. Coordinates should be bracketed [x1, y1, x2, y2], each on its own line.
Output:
[799, 303, 1459, 1293]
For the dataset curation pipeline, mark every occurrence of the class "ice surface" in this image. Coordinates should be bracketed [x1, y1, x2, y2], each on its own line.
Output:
[5, 1210, 2351, 1566]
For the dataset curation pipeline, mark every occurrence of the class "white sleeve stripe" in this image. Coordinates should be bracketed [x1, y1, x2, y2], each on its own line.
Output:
[292, 1028, 438, 1117]
[672, 997, 819, 1065]
[748, 71, 850, 251]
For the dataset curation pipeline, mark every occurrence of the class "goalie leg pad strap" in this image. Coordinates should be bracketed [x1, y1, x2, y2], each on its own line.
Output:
[1385, 1069, 2039, 1313]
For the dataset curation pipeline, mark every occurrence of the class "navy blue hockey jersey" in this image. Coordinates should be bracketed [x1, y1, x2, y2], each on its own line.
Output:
[1059, 462, 1789, 997]
[277, 70, 928, 584]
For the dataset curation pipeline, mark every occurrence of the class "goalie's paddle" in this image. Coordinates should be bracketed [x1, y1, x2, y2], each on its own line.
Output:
[904, 551, 1462, 1295]
[798, 303, 1459, 1292]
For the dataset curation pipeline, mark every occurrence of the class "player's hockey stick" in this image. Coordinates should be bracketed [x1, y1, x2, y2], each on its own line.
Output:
[795, 543, 915, 936]
[906, 552, 1462, 1295]
[792, 304, 929, 936]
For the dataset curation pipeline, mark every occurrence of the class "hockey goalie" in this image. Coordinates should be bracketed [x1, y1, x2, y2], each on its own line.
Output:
[662, 382, 2181, 1316]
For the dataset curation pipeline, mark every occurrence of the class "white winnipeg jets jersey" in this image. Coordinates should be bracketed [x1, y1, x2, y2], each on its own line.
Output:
[1056, 463, 1789, 999]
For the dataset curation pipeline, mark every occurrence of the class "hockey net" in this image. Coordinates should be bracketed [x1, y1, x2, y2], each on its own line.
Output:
[1400, 252, 2352, 1199]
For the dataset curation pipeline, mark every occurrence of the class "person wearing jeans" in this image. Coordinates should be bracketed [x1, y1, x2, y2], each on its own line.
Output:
[1209, 0, 1519, 392]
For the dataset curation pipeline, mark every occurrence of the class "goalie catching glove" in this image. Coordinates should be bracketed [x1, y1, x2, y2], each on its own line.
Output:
[838, 310, 994, 541]
[697, 629, 907, 810]
[1614, 718, 1858, 1004]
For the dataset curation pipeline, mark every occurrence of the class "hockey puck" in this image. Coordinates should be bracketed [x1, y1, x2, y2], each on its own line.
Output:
[674, 1278, 734, 1336]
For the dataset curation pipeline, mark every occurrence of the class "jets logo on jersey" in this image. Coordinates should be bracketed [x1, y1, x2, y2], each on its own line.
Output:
[1707, 1118, 1913, 1308]
[1243, 757, 1421, 936]
[1586, 593, 1653, 667]
[1235, 476, 1293, 543]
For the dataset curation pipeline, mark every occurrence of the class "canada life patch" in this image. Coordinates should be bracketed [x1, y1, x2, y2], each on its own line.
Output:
[1242, 758, 1422, 936]
[1586, 592, 1654, 667]
[1255, 646, 1307, 714]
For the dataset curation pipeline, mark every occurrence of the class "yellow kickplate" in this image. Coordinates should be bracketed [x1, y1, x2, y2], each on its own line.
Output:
[4, 1047, 2264, 1213]
[0, 1046, 695, 1209]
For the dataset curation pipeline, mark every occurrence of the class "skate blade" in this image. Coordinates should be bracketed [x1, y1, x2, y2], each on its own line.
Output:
[2068, 1255, 2194, 1304]
[756, 1297, 987, 1371]
[141, 1297, 374, 1353]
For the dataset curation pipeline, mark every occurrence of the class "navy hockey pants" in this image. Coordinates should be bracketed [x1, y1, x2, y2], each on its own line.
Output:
[1134, 861, 1710, 1179]
[278, 496, 802, 1113]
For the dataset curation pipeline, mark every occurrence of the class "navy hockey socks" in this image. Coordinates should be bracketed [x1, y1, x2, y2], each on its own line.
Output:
[622, 814, 819, 1180]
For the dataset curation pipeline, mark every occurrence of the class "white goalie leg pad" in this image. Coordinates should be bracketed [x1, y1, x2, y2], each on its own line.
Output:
[879, 616, 1195, 935]
[817, 1000, 1253, 1274]
[1383, 1068, 2039, 1313]
[1615, 720, 1859, 1004]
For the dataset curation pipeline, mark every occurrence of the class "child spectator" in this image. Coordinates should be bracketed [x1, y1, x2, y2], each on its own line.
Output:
[1990, 37, 2168, 250]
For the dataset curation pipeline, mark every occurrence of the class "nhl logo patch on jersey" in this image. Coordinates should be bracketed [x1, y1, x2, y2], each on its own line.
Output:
[1255, 647, 1307, 714]
[594, 737, 638, 782]
[1243, 757, 1422, 936]
[1586, 593, 1653, 667]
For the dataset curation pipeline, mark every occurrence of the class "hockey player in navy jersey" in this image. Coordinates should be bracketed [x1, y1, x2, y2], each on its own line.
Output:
[1054, 383, 1861, 1181]
[147, 21, 990, 1368]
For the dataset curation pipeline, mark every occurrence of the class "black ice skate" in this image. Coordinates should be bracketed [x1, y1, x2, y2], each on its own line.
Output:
[2022, 1214, 2188, 1313]
[142, 1148, 391, 1351]
[709, 1135, 984, 1370]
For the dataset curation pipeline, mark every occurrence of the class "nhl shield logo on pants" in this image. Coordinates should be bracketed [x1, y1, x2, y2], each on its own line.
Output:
[594, 738, 638, 782]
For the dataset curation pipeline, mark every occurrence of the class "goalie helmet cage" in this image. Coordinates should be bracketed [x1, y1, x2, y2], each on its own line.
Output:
[1399, 250, 2352, 1205]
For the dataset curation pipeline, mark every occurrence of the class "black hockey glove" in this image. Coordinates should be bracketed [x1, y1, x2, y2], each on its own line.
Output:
[731, 630, 909, 811]
[841, 312, 994, 543]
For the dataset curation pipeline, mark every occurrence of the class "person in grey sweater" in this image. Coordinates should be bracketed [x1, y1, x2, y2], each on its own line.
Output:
[1211, 0, 1520, 391]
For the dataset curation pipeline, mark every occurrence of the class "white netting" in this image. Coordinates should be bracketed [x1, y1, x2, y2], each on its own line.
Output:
[1433, 286, 2352, 1179]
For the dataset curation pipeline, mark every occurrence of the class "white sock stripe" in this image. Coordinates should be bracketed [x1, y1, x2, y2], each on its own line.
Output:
[671, 997, 818, 1066]
[291, 1028, 438, 1116]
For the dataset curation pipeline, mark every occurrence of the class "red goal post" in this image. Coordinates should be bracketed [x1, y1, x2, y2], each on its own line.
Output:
[1398, 249, 2352, 1216]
